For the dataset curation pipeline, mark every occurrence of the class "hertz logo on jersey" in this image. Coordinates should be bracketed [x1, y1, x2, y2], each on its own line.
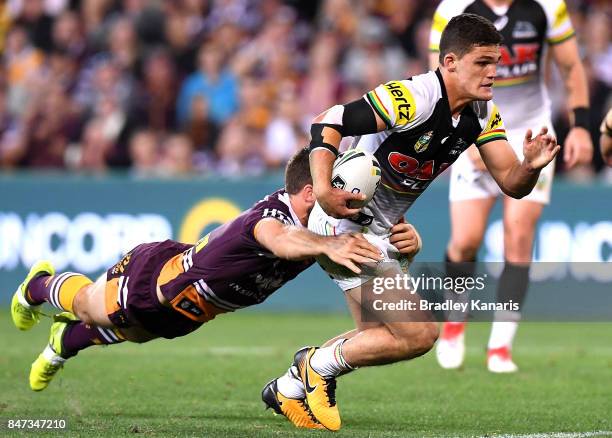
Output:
[367, 81, 416, 128]
[383, 81, 415, 125]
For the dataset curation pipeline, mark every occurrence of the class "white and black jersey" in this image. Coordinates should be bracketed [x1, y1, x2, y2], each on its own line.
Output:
[430, 0, 575, 128]
[349, 69, 506, 234]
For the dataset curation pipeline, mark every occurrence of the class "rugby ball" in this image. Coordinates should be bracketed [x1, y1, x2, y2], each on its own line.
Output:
[331, 150, 382, 209]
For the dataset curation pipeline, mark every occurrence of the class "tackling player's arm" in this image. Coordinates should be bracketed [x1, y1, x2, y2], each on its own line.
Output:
[479, 127, 560, 198]
[549, 36, 593, 168]
[253, 218, 383, 274]
[309, 100, 387, 219]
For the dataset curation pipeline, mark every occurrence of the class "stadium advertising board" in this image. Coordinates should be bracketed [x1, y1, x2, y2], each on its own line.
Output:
[1, 175, 610, 314]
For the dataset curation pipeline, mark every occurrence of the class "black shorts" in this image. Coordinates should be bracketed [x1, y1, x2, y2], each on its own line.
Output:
[104, 240, 205, 339]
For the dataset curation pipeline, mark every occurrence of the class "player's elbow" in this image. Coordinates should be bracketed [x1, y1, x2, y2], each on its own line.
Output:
[502, 187, 528, 199]
[500, 180, 531, 199]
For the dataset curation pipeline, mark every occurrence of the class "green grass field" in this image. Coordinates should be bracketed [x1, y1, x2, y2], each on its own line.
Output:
[1, 310, 611, 437]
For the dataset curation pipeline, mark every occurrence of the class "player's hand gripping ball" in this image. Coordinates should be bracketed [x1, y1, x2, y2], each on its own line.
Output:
[331, 150, 382, 209]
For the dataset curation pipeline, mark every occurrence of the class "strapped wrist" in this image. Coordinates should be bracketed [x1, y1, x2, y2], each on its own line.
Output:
[308, 144, 338, 157]
[572, 107, 590, 130]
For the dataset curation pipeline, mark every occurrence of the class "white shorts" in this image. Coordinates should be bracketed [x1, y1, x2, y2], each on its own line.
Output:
[308, 203, 412, 292]
[449, 120, 555, 205]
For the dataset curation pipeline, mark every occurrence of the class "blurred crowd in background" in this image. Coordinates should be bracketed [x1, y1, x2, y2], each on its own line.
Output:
[0, 0, 610, 179]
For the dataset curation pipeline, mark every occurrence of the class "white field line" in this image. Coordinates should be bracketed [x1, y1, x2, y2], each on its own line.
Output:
[476, 432, 612, 438]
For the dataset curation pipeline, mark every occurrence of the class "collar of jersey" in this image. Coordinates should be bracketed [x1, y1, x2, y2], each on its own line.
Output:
[277, 190, 303, 227]
[435, 68, 449, 102]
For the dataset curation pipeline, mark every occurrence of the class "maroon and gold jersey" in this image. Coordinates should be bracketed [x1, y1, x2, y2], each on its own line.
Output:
[156, 189, 314, 321]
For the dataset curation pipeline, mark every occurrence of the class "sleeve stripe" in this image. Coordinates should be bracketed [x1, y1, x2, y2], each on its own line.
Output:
[476, 132, 507, 146]
[477, 128, 506, 140]
[476, 135, 507, 147]
[548, 29, 575, 45]
[366, 91, 392, 128]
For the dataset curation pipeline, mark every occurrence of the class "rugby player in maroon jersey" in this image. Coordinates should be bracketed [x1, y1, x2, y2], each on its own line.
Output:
[10, 147, 421, 429]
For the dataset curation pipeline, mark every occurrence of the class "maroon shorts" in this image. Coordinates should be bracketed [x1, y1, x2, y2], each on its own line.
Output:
[105, 240, 205, 339]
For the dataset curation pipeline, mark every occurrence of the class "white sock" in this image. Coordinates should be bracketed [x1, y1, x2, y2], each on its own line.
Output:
[310, 339, 353, 378]
[276, 366, 305, 399]
[43, 345, 67, 366]
[488, 321, 518, 350]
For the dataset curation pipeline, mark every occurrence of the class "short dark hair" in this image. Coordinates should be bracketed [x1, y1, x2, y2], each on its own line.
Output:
[285, 147, 313, 194]
[439, 13, 503, 64]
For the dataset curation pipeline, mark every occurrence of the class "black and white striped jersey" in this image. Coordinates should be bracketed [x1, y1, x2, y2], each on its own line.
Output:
[347, 69, 506, 234]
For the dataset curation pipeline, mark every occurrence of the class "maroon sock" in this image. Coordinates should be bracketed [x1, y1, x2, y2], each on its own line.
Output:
[61, 323, 124, 358]
[26, 272, 85, 311]
[26, 275, 54, 305]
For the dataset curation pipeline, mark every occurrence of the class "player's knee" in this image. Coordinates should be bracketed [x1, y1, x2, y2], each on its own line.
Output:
[72, 287, 94, 324]
[448, 239, 480, 261]
[504, 229, 534, 263]
[412, 322, 439, 355]
[394, 322, 439, 360]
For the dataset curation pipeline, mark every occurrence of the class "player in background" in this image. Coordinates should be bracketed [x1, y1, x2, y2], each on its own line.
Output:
[429, 0, 594, 373]
[265, 14, 559, 431]
[11, 147, 422, 430]
[600, 108, 612, 166]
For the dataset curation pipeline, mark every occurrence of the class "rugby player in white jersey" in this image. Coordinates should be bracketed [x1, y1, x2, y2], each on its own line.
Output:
[429, 0, 593, 373]
[264, 13, 559, 431]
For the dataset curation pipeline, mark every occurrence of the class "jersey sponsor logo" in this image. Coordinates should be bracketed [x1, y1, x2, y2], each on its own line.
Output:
[497, 43, 540, 83]
[449, 138, 468, 156]
[414, 131, 433, 153]
[111, 252, 132, 275]
[382, 81, 415, 125]
[382, 175, 434, 194]
[388, 153, 449, 181]
[177, 297, 204, 317]
[499, 44, 539, 66]
[262, 208, 293, 225]
[484, 106, 504, 133]
[478, 108, 507, 145]
[254, 268, 286, 291]
[513, 21, 537, 39]
[194, 233, 210, 253]
[490, 112, 502, 130]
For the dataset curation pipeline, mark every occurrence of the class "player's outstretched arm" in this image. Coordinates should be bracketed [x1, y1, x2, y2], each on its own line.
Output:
[309, 100, 387, 219]
[254, 218, 382, 274]
[479, 127, 560, 198]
